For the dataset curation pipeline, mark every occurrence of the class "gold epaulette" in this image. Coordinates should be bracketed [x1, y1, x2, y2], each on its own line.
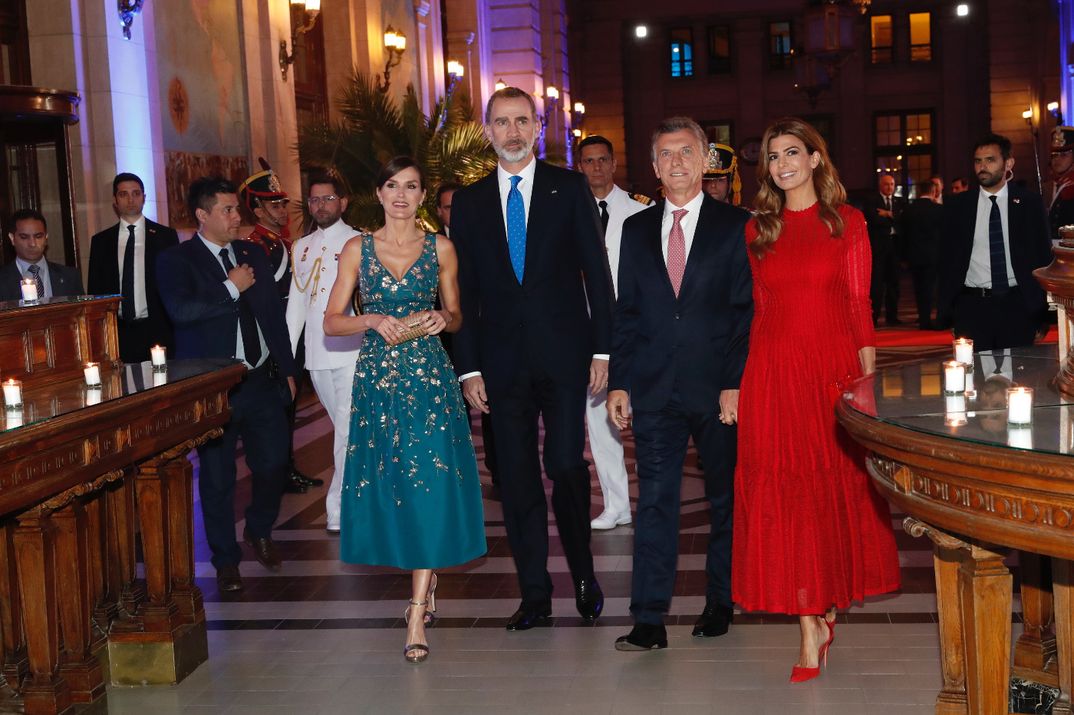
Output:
[630, 192, 653, 205]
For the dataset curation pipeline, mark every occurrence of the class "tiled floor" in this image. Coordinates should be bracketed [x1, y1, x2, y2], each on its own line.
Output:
[97, 337, 1000, 714]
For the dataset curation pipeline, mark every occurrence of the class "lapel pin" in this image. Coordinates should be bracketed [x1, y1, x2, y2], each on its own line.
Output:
[1013, 198, 1021, 204]
[551, 189, 558, 194]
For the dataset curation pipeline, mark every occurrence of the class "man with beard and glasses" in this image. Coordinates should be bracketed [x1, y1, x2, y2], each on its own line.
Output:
[939, 133, 1052, 349]
[285, 171, 364, 534]
[450, 86, 614, 631]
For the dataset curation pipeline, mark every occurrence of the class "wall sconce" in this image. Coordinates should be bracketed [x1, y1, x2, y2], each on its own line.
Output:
[573, 102, 585, 115]
[446, 59, 465, 96]
[118, 0, 145, 40]
[1049, 101, 1063, 124]
[377, 25, 407, 93]
[495, 78, 507, 91]
[279, 0, 321, 81]
[545, 86, 560, 101]
[1024, 106, 1044, 195]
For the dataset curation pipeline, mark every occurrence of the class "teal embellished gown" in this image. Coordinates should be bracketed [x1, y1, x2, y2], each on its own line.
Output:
[340, 234, 486, 569]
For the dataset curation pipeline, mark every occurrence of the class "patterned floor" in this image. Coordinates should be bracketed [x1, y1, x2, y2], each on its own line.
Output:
[102, 290, 1034, 714]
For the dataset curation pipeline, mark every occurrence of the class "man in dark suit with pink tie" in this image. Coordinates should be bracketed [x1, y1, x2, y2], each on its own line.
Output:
[608, 116, 752, 651]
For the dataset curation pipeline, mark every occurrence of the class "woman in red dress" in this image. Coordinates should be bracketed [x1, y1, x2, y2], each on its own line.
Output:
[730, 118, 901, 682]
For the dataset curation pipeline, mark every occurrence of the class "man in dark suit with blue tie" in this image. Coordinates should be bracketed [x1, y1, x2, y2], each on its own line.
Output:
[608, 116, 752, 651]
[938, 133, 1053, 350]
[87, 173, 179, 363]
[1, 209, 83, 300]
[451, 87, 614, 631]
[157, 177, 297, 593]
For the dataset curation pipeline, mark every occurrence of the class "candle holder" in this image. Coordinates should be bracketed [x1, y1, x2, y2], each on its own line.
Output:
[150, 345, 167, 371]
[152, 369, 168, 387]
[2, 379, 22, 410]
[19, 278, 39, 304]
[4, 409, 23, 429]
[953, 337, 974, 366]
[1007, 386, 1034, 425]
[943, 360, 966, 395]
[83, 362, 102, 388]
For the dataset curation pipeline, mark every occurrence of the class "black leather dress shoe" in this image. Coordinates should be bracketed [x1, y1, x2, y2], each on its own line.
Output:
[575, 578, 604, 621]
[290, 466, 324, 487]
[505, 604, 551, 631]
[216, 564, 243, 592]
[692, 603, 734, 637]
[615, 623, 667, 651]
[243, 530, 282, 572]
[282, 477, 308, 494]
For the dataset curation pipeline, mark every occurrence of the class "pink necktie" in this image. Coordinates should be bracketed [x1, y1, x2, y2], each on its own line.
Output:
[667, 208, 687, 297]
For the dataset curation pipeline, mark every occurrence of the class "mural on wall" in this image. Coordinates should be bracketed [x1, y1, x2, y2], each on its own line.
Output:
[156, 0, 250, 227]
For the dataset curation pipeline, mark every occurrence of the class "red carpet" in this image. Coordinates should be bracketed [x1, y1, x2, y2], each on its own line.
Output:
[874, 325, 1060, 348]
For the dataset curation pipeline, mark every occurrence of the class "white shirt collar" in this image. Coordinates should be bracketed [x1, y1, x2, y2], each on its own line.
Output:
[664, 189, 705, 216]
[497, 155, 537, 186]
[594, 185, 623, 206]
[15, 256, 46, 274]
[317, 218, 356, 239]
[980, 182, 1009, 201]
[198, 233, 231, 259]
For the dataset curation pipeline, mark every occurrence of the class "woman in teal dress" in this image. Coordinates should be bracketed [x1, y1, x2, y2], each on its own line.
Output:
[324, 157, 486, 663]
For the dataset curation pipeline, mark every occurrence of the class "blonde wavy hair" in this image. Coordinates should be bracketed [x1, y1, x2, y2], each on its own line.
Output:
[751, 117, 847, 258]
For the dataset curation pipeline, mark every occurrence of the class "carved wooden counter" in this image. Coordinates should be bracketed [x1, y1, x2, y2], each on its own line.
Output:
[837, 346, 1074, 715]
[0, 297, 245, 715]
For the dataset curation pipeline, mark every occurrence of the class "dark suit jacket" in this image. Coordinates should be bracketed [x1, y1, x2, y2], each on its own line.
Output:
[609, 195, 753, 414]
[88, 219, 179, 340]
[450, 160, 613, 393]
[864, 192, 906, 251]
[901, 197, 944, 267]
[0, 260, 84, 300]
[938, 184, 1053, 319]
[156, 236, 297, 377]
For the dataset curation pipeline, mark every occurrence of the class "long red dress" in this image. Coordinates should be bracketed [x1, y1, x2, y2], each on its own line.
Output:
[731, 202, 901, 615]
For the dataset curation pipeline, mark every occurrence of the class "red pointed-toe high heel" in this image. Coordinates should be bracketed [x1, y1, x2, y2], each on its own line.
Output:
[789, 616, 835, 683]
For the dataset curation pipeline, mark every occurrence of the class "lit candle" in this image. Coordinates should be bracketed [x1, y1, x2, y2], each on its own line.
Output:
[943, 360, 965, 394]
[83, 362, 101, 386]
[150, 345, 166, 367]
[19, 278, 38, 303]
[944, 394, 967, 427]
[84, 386, 102, 406]
[1008, 426, 1034, 449]
[1007, 386, 1034, 425]
[953, 338, 974, 366]
[5, 410, 23, 429]
[152, 370, 167, 387]
[2, 379, 22, 409]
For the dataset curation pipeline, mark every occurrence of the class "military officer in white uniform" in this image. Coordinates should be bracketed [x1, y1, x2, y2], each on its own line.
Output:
[285, 172, 364, 533]
[577, 135, 650, 529]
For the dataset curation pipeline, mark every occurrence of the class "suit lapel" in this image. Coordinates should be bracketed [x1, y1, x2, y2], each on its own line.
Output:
[645, 201, 676, 299]
[1007, 186, 1027, 271]
[525, 162, 551, 283]
[191, 235, 229, 281]
[679, 196, 711, 299]
[483, 171, 515, 279]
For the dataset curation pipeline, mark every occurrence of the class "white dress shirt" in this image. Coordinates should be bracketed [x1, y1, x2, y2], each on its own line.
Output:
[15, 257, 52, 298]
[966, 184, 1017, 288]
[285, 218, 364, 370]
[661, 190, 706, 264]
[117, 215, 148, 319]
[198, 234, 268, 369]
[595, 185, 649, 297]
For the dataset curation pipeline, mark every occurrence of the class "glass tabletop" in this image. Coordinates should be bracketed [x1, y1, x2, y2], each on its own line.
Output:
[1, 358, 241, 433]
[0, 294, 117, 313]
[842, 343, 1074, 456]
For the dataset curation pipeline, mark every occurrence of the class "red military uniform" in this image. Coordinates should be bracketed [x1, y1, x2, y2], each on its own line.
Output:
[1051, 126, 1074, 242]
[244, 222, 291, 300]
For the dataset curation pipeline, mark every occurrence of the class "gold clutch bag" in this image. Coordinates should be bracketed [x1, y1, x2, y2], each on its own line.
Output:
[389, 314, 429, 345]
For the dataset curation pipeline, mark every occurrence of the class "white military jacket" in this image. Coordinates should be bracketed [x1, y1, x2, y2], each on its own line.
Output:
[598, 184, 650, 297]
[285, 218, 364, 370]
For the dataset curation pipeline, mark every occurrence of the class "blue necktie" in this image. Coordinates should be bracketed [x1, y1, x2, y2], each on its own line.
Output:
[506, 175, 526, 283]
[988, 196, 1009, 292]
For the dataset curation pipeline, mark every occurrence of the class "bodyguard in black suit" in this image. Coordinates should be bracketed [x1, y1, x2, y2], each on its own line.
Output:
[157, 177, 297, 593]
[939, 134, 1053, 350]
[864, 174, 906, 325]
[901, 179, 945, 329]
[608, 117, 752, 651]
[88, 173, 179, 363]
[452, 87, 614, 630]
[2, 208, 83, 300]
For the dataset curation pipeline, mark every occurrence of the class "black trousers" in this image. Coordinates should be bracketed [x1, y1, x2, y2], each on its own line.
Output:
[630, 391, 735, 625]
[910, 261, 938, 327]
[489, 366, 593, 608]
[870, 236, 900, 322]
[118, 317, 165, 364]
[197, 364, 291, 569]
[952, 290, 1040, 350]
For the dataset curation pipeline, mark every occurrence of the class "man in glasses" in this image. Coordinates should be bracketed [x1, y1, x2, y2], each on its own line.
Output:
[285, 171, 363, 534]
[240, 162, 323, 495]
